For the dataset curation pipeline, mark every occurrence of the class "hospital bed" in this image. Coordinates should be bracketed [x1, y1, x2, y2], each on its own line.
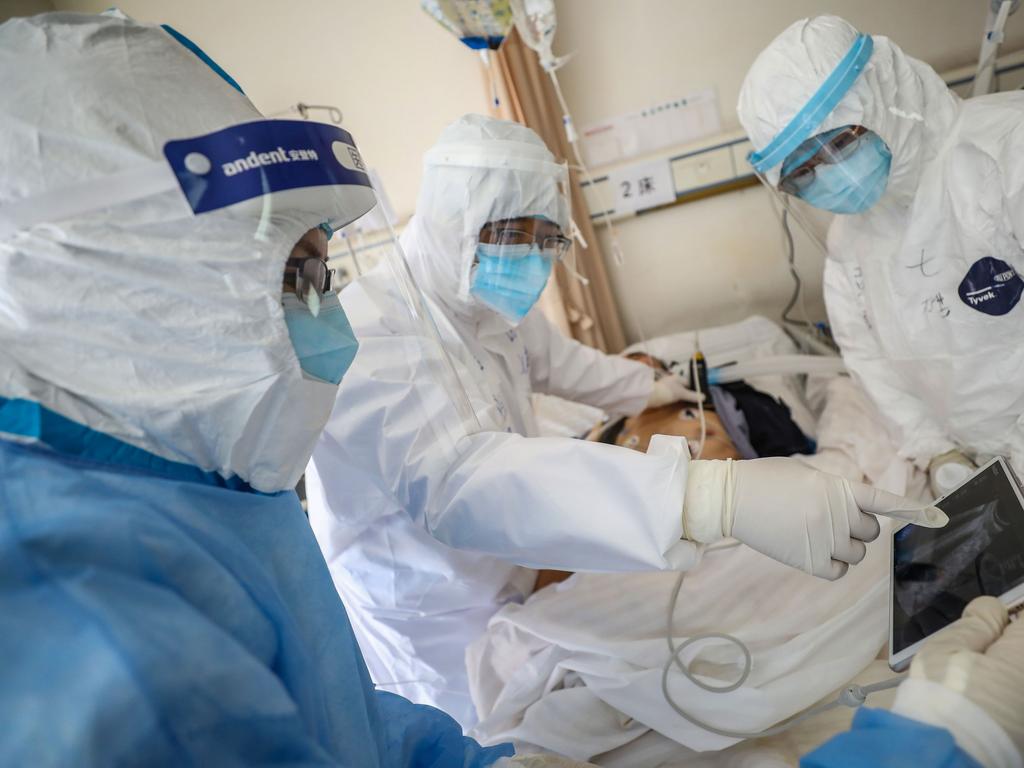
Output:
[469, 316, 925, 767]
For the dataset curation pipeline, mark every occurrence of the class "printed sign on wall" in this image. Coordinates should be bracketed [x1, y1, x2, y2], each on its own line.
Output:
[582, 89, 721, 167]
[608, 157, 676, 214]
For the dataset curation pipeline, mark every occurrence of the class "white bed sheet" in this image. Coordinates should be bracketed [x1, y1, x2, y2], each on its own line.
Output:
[470, 316, 922, 766]
[468, 529, 893, 765]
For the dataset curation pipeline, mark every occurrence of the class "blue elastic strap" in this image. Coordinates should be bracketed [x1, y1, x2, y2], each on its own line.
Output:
[0, 397, 255, 492]
[161, 23, 246, 95]
[748, 33, 873, 174]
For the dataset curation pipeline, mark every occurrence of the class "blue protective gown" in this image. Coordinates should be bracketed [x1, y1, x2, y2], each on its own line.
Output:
[801, 709, 981, 768]
[0, 398, 513, 767]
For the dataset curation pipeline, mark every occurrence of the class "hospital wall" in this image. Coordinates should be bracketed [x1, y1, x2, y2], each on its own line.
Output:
[555, 0, 1024, 343]
[2, 0, 54, 16]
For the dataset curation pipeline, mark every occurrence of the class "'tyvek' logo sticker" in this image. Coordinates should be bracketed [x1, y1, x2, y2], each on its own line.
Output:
[957, 256, 1024, 316]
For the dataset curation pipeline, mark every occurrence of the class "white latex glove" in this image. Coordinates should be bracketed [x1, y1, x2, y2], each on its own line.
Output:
[493, 756, 599, 767]
[928, 448, 977, 498]
[683, 457, 947, 580]
[891, 596, 1024, 768]
[647, 371, 705, 409]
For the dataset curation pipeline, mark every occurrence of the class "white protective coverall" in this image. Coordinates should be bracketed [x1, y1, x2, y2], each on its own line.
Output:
[306, 116, 693, 727]
[738, 16, 1024, 474]
[0, 13, 519, 766]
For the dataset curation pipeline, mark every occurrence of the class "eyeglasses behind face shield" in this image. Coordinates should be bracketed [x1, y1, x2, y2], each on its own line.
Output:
[777, 125, 868, 196]
[0, 119, 377, 319]
[281, 222, 340, 316]
[478, 218, 572, 261]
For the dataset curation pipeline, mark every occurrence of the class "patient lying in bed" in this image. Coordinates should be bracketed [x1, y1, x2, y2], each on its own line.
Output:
[536, 352, 815, 592]
[588, 355, 741, 460]
[588, 352, 816, 459]
[472, 319, 926, 767]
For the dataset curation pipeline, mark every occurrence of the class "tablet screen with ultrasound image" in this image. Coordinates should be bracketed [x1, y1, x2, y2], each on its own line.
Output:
[891, 459, 1024, 659]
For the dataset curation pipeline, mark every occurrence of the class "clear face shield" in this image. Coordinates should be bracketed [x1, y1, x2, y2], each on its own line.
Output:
[752, 124, 894, 256]
[747, 33, 886, 256]
[0, 118, 479, 455]
[422, 139, 573, 325]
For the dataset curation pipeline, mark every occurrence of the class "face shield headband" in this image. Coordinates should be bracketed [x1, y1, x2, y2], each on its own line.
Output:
[0, 119, 376, 239]
[747, 33, 873, 177]
[424, 141, 570, 182]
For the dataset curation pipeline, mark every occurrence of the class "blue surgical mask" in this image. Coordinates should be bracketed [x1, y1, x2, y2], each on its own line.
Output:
[795, 132, 892, 214]
[470, 243, 553, 323]
[282, 292, 359, 384]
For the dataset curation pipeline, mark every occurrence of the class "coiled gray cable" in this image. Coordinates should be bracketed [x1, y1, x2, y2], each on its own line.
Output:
[661, 549, 903, 739]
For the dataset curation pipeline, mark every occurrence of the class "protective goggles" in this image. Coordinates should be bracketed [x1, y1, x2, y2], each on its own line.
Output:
[777, 125, 868, 195]
[478, 218, 572, 260]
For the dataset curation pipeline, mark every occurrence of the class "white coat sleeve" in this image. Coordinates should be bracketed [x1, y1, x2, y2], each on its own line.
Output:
[823, 258, 956, 467]
[518, 310, 652, 417]
[428, 431, 698, 572]
[316, 295, 697, 572]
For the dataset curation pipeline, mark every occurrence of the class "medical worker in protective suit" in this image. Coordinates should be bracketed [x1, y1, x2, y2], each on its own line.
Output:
[738, 15, 1024, 497]
[0, 12, 542, 767]
[306, 113, 945, 728]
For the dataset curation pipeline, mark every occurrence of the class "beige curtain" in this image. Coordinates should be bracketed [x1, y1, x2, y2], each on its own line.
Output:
[483, 30, 628, 353]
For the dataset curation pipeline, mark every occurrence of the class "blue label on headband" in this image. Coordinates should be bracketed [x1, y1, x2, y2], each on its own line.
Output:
[163, 120, 372, 215]
[958, 256, 1023, 316]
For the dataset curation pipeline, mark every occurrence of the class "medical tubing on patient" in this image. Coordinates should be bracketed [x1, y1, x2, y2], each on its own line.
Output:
[691, 343, 707, 460]
[707, 355, 846, 385]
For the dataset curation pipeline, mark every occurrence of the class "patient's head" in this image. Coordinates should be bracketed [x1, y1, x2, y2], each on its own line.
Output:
[624, 352, 669, 372]
[614, 405, 741, 459]
[591, 350, 742, 459]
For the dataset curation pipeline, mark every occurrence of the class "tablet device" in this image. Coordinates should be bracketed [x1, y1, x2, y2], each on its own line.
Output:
[889, 456, 1024, 671]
